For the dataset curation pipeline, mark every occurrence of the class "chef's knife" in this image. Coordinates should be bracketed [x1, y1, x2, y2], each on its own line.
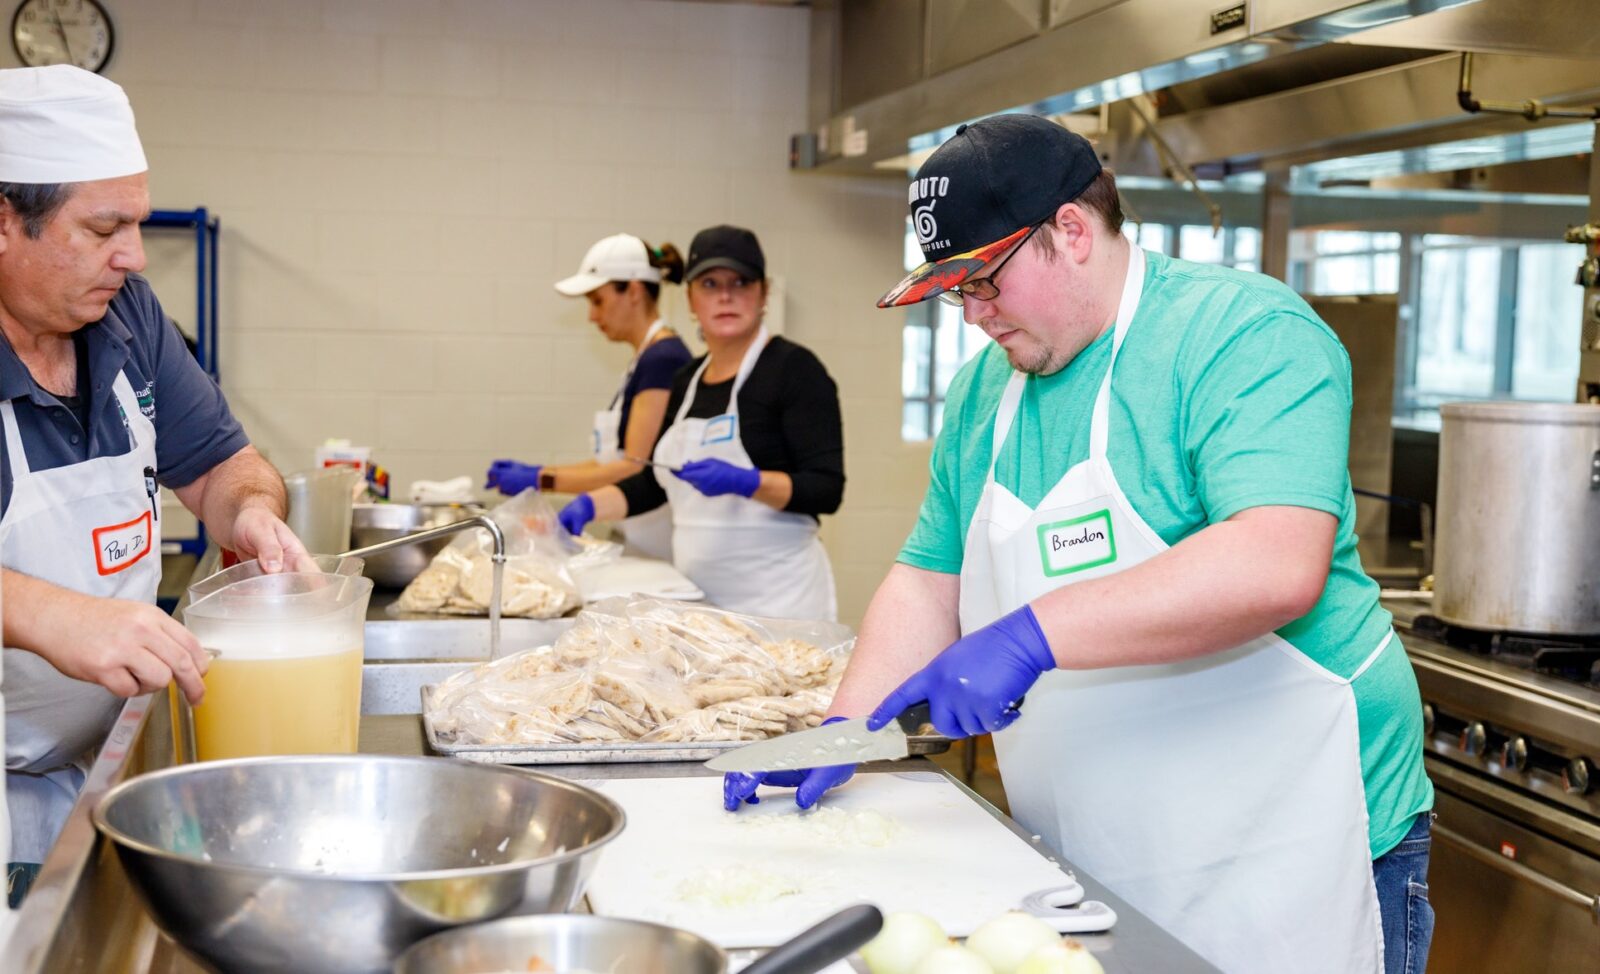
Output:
[625, 454, 680, 474]
[705, 702, 935, 773]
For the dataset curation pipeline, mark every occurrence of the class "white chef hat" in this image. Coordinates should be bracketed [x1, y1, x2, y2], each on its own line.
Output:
[0, 65, 147, 184]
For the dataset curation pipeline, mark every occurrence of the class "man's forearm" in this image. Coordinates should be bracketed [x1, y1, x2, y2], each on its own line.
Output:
[1031, 506, 1335, 670]
[171, 446, 286, 549]
[1, 568, 80, 654]
[828, 563, 961, 718]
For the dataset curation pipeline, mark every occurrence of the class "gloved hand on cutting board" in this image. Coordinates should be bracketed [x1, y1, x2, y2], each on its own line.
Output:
[485, 459, 542, 496]
[558, 494, 596, 537]
[867, 605, 1054, 740]
[675, 458, 761, 498]
[724, 717, 856, 811]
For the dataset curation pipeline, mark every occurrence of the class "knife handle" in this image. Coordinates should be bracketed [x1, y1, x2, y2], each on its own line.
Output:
[897, 694, 1025, 736]
[896, 701, 933, 735]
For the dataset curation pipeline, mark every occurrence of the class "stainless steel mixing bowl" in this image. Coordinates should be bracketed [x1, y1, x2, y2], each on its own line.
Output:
[350, 503, 482, 588]
[393, 914, 725, 974]
[394, 904, 885, 974]
[92, 755, 624, 974]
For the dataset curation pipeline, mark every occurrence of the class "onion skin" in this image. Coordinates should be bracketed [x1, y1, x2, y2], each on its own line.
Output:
[1015, 940, 1106, 974]
[860, 911, 951, 974]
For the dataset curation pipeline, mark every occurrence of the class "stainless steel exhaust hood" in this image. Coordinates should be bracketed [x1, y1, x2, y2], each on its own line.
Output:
[799, 0, 1487, 172]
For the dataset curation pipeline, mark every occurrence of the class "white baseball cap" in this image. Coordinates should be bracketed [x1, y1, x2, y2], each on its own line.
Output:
[554, 233, 660, 297]
[0, 65, 147, 183]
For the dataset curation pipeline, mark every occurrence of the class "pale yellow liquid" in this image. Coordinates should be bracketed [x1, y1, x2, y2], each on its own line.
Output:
[192, 647, 362, 761]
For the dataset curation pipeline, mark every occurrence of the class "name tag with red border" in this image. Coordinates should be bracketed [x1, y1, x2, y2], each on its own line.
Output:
[93, 511, 153, 576]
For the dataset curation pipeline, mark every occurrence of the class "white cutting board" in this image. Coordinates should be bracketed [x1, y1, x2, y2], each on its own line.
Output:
[573, 556, 704, 603]
[582, 772, 1077, 949]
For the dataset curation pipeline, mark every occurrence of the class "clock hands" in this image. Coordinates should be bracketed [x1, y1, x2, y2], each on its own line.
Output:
[49, 8, 75, 66]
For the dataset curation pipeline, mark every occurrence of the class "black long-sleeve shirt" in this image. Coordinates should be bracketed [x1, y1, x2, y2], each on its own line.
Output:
[617, 336, 845, 520]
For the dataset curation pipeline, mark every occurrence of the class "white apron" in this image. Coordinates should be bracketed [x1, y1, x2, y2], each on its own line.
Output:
[653, 328, 835, 621]
[595, 319, 672, 561]
[957, 247, 1385, 974]
[1, 371, 160, 866]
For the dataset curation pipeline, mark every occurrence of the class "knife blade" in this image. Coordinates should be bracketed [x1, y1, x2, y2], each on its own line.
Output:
[705, 702, 933, 773]
[625, 454, 680, 474]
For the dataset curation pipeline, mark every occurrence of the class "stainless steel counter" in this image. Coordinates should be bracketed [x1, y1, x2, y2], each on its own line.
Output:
[4, 689, 1217, 974]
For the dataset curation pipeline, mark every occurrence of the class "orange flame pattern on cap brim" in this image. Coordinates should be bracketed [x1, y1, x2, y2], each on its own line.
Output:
[876, 225, 1032, 309]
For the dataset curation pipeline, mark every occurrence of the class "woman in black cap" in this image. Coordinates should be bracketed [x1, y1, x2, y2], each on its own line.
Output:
[557, 225, 844, 621]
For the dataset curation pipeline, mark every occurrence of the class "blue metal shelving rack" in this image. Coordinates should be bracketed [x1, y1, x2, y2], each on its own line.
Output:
[142, 208, 219, 565]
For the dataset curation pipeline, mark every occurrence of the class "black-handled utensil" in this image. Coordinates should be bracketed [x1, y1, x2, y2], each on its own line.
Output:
[741, 903, 884, 974]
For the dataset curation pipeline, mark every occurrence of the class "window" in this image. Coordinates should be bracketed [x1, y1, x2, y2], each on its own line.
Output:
[898, 220, 1586, 440]
[1290, 231, 1401, 295]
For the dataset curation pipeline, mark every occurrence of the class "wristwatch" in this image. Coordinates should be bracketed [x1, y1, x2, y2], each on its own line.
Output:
[539, 471, 557, 491]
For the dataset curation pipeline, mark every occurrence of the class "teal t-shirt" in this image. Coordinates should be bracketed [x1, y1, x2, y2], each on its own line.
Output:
[899, 251, 1432, 857]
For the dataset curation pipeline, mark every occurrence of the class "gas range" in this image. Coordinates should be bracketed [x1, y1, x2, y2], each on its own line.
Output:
[1389, 604, 1600, 825]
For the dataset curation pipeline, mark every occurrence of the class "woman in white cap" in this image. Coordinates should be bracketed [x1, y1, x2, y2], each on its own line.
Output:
[484, 234, 691, 559]
[557, 226, 844, 621]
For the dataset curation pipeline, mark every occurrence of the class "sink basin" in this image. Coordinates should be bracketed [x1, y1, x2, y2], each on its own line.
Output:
[363, 618, 575, 661]
[359, 618, 576, 715]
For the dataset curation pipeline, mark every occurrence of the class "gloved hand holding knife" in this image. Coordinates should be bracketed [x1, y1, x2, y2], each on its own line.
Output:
[716, 604, 1055, 810]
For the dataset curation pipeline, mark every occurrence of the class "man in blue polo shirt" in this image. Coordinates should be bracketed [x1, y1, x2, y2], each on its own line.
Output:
[0, 66, 312, 902]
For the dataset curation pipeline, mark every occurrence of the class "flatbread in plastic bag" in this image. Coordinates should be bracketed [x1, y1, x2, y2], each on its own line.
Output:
[397, 489, 618, 619]
[426, 596, 853, 747]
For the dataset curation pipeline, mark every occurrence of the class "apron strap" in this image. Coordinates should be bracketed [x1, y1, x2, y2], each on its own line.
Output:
[609, 318, 668, 410]
[0, 400, 31, 478]
[1089, 246, 1147, 463]
[674, 325, 769, 426]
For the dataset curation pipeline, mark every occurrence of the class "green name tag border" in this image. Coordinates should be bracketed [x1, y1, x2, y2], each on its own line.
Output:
[1036, 509, 1117, 577]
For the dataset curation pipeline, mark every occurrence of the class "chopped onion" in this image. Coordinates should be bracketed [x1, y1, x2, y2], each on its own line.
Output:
[1015, 940, 1105, 974]
[914, 945, 995, 974]
[860, 911, 950, 974]
[964, 911, 1061, 974]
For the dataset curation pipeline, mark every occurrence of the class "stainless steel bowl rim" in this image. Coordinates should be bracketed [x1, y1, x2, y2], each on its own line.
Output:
[91, 754, 626, 882]
[396, 913, 731, 972]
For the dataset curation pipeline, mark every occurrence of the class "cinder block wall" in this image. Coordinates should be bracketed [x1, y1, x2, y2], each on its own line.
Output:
[4, 0, 932, 624]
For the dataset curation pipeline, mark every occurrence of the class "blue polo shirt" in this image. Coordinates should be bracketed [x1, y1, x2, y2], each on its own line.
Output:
[0, 274, 248, 518]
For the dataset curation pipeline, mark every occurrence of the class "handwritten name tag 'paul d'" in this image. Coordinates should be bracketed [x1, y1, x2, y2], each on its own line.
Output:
[1037, 509, 1116, 577]
[93, 511, 153, 576]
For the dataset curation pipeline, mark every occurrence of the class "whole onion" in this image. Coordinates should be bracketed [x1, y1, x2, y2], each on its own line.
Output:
[964, 912, 1061, 974]
[860, 911, 950, 974]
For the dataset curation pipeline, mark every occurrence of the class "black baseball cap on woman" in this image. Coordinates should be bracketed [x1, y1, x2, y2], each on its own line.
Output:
[686, 225, 765, 282]
[878, 114, 1103, 308]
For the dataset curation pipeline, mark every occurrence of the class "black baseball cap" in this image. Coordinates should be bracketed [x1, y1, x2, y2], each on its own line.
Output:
[877, 114, 1103, 308]
[685, 224, 765, 282]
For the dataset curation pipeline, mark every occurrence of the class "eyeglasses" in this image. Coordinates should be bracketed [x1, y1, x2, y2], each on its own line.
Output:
[692, 275, 754, 297]
[936, 222, 1044, 307]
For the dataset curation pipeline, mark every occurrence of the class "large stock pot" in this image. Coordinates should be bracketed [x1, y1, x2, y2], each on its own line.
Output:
[1433, 401, 1600, 635]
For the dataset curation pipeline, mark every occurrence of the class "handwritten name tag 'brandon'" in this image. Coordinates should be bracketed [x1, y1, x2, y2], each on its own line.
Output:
[93, 511, 153, 576]
[1037, 509, 1116, 577]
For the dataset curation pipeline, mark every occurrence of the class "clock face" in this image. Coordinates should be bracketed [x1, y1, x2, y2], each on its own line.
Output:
[12, 0, 113, 73]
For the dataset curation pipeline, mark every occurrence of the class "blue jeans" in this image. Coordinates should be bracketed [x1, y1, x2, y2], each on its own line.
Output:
[1372, 812, 1435, 974]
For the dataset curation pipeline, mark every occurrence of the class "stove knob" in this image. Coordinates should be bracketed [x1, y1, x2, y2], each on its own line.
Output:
[1502, 737, 1530, 773]
[1460, 722, 1488, 757]
[1564, 758, 1593, 796]
[1422, 703, 1434, 737]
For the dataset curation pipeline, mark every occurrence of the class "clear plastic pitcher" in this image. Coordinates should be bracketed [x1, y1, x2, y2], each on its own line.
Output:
[182, 556, 372, 761]
[285, 467, 361, 554]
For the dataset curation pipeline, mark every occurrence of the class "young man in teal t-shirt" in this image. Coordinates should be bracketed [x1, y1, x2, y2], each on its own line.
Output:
[723, 115, 1433, 974]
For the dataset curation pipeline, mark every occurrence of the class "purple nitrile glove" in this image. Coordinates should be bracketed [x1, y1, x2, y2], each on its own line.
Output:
[723, 716, 856, 812]
[866, 605, 1054, 740]
[557, 494, 596, 537]
[485, 459, 542, 495]
[674, 458, 761, 498]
